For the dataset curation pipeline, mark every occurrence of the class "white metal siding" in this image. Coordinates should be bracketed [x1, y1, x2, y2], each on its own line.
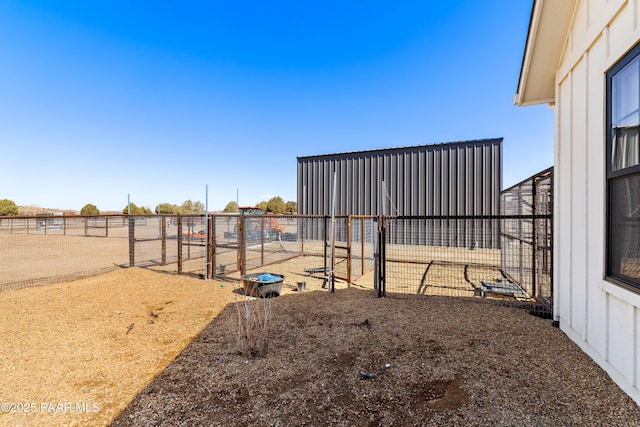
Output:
[555, 0, 640, 405]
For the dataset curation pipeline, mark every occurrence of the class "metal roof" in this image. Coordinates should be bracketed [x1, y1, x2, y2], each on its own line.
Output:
[297, 138, 504, 161]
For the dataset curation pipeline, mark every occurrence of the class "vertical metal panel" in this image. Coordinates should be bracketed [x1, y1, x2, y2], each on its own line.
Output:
[297, 138, 503, 221]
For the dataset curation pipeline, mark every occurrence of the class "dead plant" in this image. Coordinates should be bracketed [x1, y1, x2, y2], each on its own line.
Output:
[232, 294, 273, 358]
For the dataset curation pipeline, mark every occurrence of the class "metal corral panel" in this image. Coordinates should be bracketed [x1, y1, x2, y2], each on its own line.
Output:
[297, 138, 503, 217]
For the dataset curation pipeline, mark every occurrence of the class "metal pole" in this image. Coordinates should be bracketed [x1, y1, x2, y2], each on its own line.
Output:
[329, 171, 337, 292]
[382, 180, 386, 216]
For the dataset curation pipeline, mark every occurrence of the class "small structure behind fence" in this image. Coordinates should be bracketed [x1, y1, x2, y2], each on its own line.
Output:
[500, 168, 553, 308]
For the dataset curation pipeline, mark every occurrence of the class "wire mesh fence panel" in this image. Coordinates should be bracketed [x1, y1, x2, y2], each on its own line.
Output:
[240, 214, 301, 272]
[501, 216, 531, 293]
[2, 209, 554, 318]
[500, 168, 553, 311]
[298, 216, 327, 257]
[0, 217, 31, 234]
[533, 173, 553, 305]
[0, 216, 129, 290]
[294, 216, 331, 286]
[82, 216, 124, 237]
[379, 213, 553, 317]
[349, 216, 376, 280]
[329, 216, 345, 279]
[78, 217, 101, 237]
[383, 217, 503, 298]
[534, 217, 553, 305]
[212, 215, 239, 276]
[179, 215, 206, 275]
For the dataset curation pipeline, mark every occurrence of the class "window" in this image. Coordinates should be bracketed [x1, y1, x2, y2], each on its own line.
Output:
[607, 43, 640, 289]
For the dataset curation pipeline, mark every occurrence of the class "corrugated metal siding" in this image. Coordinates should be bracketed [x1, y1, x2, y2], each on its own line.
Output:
[297, 138, 503, 217]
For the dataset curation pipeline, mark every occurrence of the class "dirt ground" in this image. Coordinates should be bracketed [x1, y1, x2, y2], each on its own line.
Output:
[0, 267, 240, 427]
[2, 267, 640, 426]
[109, 288, 640, 427]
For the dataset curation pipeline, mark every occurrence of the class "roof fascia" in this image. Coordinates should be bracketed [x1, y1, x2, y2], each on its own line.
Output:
[515, 0, 577, 107]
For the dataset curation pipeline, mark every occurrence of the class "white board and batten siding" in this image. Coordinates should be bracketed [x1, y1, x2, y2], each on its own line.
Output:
[555, 0, 640, 404]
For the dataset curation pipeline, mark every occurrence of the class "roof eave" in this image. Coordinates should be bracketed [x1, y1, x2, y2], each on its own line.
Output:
[515, 0, 577, 107]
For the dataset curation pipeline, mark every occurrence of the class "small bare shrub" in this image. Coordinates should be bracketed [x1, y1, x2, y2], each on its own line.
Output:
[232, 295, 273, 358]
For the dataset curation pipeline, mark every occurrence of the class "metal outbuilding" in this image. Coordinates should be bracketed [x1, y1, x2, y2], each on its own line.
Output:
[297, 138, 502, 217]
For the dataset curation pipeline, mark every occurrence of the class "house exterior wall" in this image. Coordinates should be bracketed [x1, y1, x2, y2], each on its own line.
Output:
[554, 0, 640, 404]
[296, 139, 502, 217]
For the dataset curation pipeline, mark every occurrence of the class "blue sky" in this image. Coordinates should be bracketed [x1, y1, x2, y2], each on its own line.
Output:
[0, 1, 553, 212]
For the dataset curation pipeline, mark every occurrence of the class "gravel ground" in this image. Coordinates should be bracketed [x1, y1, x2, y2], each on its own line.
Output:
[111, 287, 640, 427]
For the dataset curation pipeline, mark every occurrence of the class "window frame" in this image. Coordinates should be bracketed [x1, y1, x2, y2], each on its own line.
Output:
[606, 42, 640, 291]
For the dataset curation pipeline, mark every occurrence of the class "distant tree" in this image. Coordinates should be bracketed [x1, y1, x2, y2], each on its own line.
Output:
[193, 201, 205, 213]
[179, 199, 205, 214]
[179, 200, 192, 214]
[266, 196, 285, 214]
[122, 202, 149, 215]
[0, 199, 19, 216]
[223, 201, 238, 213]
[123, 203, 136, 214]
[155, 203, 178, 214]
[80, 203, 100, 215]
[256, 201, 268, 212]
[284, 201, 297, 214]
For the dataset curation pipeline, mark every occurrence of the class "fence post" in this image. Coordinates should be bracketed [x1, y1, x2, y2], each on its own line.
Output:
[380, 216, 386, 297]
[518, 184, 524, 288]
[375, 216, 386, 297]
[206, 215, 213, 278]
[209, 215, 215, 278]
[549, 171, 555, 301]
[177, 215, 183, 274]
[323, 216, 328, 286]
[238, 215, 246, 276]
[161, 216, 167, 265]
[347, 215, 352, 286]
[361, 218, 365, 278]
[260, 216, 265, 266]
[128, 215, 135, 267]
[532, 179, 538, 299]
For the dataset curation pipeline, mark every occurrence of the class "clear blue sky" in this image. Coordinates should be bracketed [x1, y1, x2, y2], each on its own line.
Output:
[0, 1, 553, 212]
